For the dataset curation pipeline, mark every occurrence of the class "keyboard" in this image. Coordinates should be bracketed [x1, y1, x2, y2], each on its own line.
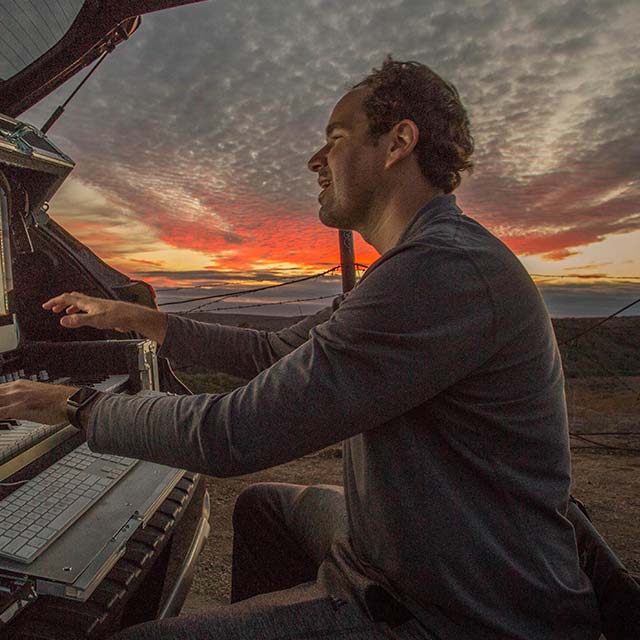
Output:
[0, 443, 137, 563]
[0, 373, 129, 466]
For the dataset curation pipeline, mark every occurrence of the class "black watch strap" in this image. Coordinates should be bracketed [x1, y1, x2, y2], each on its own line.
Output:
[66, 386, 101, 430]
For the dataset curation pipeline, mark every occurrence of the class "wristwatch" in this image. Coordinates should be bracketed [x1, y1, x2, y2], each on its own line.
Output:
[66, 386, 101, 430]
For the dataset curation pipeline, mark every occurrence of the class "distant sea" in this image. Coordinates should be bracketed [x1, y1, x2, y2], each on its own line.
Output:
[538, 287, 639, 318]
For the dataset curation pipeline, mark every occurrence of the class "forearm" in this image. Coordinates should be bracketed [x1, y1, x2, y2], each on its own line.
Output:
[158, 314, 288, 376]
[158, 304, 336, 377]
[124, 303, 168, 345]
[86, 342, 371, 477]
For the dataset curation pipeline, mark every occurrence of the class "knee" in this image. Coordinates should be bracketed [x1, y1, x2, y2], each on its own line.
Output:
[233, 483, 269, 525]
[232, 482, 306, 534]
[232, 483, 261, 529]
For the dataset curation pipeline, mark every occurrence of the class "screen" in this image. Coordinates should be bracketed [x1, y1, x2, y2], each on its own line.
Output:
[0, 186, 18, 352]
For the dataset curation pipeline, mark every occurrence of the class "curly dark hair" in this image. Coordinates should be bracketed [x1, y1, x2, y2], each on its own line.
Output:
[354, 57, 474, 193]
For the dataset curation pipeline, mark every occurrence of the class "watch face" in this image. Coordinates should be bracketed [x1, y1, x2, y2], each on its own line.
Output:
[69, 386, 97, 406]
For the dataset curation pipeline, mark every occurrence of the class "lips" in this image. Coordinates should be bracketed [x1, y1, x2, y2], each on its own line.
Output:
[318, 176, 332, 200]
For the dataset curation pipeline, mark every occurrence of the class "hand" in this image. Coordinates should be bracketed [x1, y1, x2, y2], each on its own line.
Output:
[0, 380, 76, 425]
[43, 292, 130, 332]
[43, 292, 168, 344]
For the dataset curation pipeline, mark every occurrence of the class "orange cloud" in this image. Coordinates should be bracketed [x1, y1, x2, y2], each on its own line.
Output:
[128, 258, 165, 267]
[541, 249, 580, 261]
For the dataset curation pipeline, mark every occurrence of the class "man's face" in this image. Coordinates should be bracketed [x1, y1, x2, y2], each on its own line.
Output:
[308, 87, 388, 230]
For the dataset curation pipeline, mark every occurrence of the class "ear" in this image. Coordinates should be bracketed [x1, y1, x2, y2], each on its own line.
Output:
[385, 119, 419, 169]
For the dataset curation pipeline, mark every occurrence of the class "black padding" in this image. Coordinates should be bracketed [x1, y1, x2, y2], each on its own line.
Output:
[568, 498, 640, 640]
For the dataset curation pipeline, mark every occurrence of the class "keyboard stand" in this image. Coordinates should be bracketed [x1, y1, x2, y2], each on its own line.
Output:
[0, 460, 183, 602]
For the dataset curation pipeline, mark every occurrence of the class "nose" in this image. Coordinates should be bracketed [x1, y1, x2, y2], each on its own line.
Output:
[307, 143, 328, 173]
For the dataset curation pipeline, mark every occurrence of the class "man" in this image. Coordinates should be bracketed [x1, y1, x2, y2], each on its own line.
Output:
[0, 59, 600, 639]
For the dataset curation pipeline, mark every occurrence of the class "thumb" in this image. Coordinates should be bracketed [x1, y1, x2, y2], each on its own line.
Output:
[60, 313, 93, 328]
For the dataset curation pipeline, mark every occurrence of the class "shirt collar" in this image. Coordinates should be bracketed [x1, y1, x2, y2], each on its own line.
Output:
[397, 193, 461, 245]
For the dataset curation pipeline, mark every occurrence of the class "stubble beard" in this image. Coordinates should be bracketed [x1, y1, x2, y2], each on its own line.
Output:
[318, 185, 370, 232]
[318, 201, 344, 229]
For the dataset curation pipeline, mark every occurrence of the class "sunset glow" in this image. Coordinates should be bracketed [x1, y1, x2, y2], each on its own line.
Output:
[20, 0, 639, 316]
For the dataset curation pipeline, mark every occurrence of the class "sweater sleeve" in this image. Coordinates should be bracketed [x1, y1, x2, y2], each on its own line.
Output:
[88, 245, 497, 476]
[157, 301, 340, 377]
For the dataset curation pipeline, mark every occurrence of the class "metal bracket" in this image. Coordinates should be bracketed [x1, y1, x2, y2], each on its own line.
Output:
[137, 341, 160, 391]
[4, 125, 39, 156]
[0, 573, 37, 625]
[32, 203, 50, 228]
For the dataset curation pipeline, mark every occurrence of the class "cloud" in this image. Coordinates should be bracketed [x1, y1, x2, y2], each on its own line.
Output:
[565, 262, 611, 272]
[20, 0, 638, 277]
[151, 267, 345, 315]
[128, 258, 165, 267]
[543, 249, 580, 261]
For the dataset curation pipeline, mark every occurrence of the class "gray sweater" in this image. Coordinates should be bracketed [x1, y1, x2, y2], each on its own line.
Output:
[88, 194, 600, 639]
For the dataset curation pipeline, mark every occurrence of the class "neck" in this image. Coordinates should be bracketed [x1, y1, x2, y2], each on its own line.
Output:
[360, 183, 444, 254]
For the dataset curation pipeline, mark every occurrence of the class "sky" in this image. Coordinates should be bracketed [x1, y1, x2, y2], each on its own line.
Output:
[18, 0, 640, 316]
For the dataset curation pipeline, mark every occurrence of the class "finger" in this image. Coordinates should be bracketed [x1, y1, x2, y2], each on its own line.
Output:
[65, 305, 82, 314]
[42, 292, 74, 309]
[60, 313, 93, 329]
[43, 292, 86, 311]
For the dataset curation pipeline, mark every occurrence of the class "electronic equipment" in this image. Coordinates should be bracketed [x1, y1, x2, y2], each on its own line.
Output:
[0, 444, 138, 564]
[0, 184, 19, 353]
[0, 373, 129, 480]
[0, 114, 208, 635]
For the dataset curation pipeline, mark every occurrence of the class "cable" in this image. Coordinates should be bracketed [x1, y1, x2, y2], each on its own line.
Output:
[156, 264, 367, 293]
[186, 293, 234, 314]
[571, 431, 640, 436]
[158, 266, 341, 307]
[531, 273, 640, 280]
[569, 433, 640, 454]
[0, 479, 30, 487]
[558, 296, 640, 345]
[185, 294, 339, 314]
[563, 343, 638, 393]
[156, 266, 345, 292]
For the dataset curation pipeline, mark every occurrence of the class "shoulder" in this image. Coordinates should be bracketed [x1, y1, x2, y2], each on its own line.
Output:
[359, 212, 512, 297]
[343, 211, 545, 333]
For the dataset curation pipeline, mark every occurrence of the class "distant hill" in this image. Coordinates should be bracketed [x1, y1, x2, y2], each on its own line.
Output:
[553, 316, 640, 378]
[179, 313, 640, 378]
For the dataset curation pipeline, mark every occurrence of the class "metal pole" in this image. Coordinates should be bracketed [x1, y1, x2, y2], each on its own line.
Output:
[338, 230, 357, 293]
[41, 47, 114, 134]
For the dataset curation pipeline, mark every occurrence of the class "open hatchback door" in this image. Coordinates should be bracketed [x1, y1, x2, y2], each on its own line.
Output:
[0, 0, 206, 118]
[0, 3, 212, 638]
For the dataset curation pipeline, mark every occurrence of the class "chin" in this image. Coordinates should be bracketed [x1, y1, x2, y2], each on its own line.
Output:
[319, 204, 355, 230]
[318, 207, 340, 229]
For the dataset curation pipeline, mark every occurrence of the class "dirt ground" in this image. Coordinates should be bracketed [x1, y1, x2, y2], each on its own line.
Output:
[182, 376, 640, 614]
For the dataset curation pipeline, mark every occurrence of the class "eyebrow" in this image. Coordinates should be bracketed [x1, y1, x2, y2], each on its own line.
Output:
[325, 121, 349, 137]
